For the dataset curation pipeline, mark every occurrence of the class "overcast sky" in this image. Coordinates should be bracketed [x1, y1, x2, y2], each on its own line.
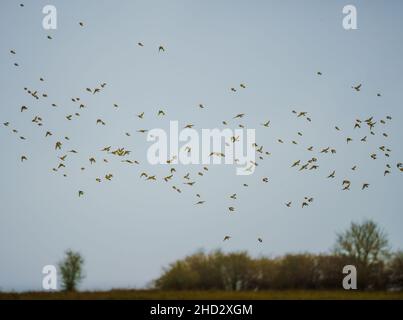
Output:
[0, 0, 402, 291]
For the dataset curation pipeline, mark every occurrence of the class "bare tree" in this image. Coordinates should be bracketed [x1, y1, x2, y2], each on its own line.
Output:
[58, 249, 85, 292]
[334, 219, 390, 267]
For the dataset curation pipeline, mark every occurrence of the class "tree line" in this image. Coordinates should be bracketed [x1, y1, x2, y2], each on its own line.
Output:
[57, 219, 402, 291]
[154, 220, 403, 291]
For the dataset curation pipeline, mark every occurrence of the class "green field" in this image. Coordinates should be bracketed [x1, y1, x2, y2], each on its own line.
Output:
[1, 290, 402, 300]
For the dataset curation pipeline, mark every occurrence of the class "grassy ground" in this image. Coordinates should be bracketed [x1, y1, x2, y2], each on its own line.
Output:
[1, 290, 402, 300]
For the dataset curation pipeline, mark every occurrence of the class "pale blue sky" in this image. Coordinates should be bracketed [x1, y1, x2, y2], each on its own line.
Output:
[0, 0, 402, 291]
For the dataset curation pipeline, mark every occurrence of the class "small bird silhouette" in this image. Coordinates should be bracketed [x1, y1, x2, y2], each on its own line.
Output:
[233, 113, 245, 119]
[261, 121, 270, 127]
[55, 142, 62, 150]
[327, 171, 336, 178]
[164, 175, 173, 182]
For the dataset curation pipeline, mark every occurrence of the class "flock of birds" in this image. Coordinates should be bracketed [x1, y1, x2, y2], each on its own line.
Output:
[3, 3, 402, 244]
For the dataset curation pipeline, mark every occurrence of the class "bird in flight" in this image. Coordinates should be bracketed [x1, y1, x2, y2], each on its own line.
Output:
[233, 113, 245, 119]
[327, 171, 336, 179]
[291, 160, 300, 168]
[223, 236, 231, 241]
[352, 84, 362, 92]
[342, 180, 351, 191]
[164, 174, 173, 182]
[261, 121, 270, 127]
[55, 142, 62, 150]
